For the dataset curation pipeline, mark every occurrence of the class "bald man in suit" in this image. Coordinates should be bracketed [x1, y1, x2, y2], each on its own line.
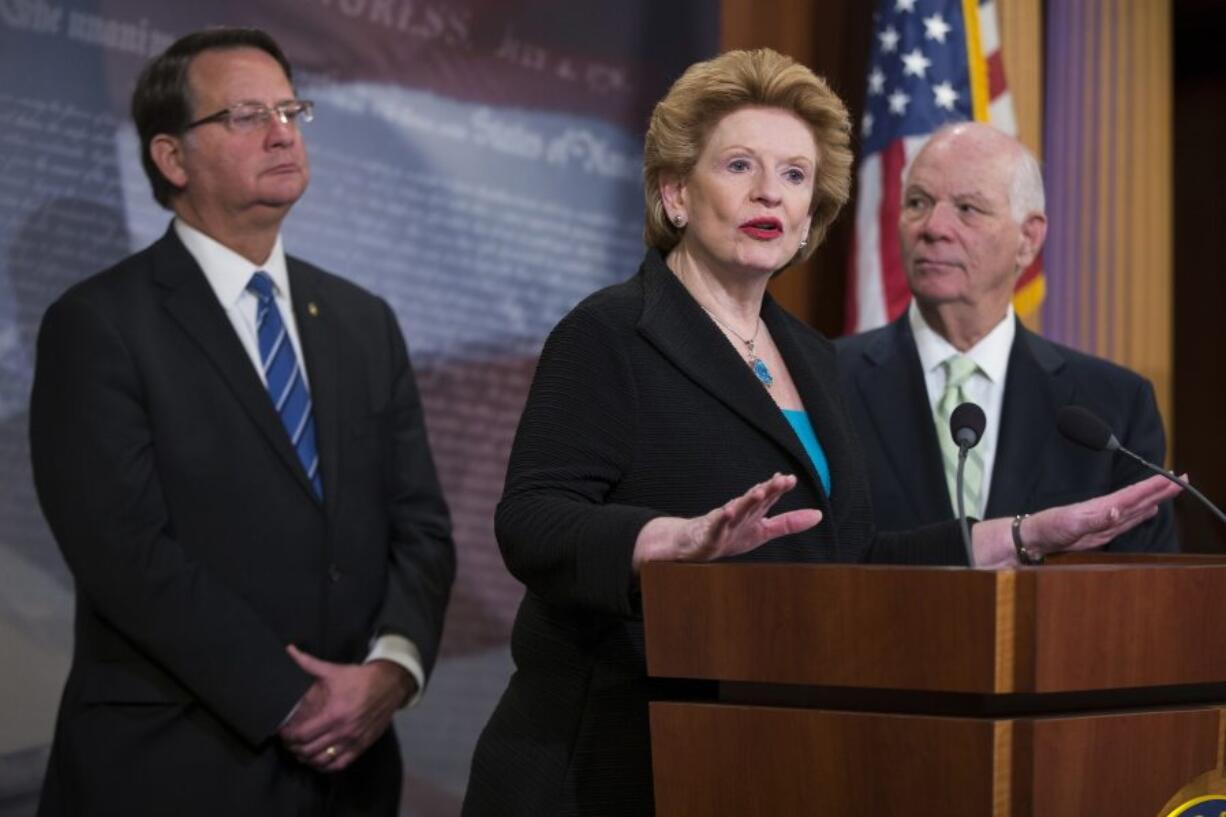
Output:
[837, 122, 1174, 553]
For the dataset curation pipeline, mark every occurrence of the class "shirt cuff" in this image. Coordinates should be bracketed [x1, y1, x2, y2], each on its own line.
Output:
[366, 634, 426, 708]
[279, 697, 303, 730]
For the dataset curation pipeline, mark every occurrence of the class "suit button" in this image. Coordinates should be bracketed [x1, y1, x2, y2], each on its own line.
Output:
[328, 563, 342, 582]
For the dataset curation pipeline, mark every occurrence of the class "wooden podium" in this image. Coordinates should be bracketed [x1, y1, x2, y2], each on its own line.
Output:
[642, 554, 1226, 816]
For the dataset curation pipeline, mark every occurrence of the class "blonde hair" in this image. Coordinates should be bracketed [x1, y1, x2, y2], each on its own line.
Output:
[643, 48, 852, 264]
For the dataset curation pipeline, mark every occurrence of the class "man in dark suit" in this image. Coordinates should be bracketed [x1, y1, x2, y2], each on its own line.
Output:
[28, 28, 455, 815]
[837, 122, 1174, 552]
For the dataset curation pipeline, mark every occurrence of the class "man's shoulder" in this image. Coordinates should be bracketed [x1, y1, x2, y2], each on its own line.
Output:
[834, 319, 905, 374]
[1018, 327, 1151, 390]
[51, 237, 167, 313]
[287, 255, 384, 307]
[835, 322, 895, 355]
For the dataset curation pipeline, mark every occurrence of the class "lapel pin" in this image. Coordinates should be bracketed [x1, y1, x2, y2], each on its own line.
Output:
[307, 302, 319, 317]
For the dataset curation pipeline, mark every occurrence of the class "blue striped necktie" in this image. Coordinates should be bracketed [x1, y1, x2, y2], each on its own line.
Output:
[247, 272, 323, 498]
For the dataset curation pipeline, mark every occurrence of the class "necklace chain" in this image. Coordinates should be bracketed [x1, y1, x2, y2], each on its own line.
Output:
[699, 305, 774, 389]
[700, 306, 760, 350]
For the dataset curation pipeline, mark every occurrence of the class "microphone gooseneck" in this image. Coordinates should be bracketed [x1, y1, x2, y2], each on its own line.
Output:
[1057, 405, 1226, 528]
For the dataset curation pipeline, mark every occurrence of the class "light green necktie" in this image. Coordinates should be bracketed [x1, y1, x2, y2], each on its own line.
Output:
[934, 355, 984, 518]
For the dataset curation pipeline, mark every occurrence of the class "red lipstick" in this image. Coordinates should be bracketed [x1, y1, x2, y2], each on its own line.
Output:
[739, 217, 783, 240]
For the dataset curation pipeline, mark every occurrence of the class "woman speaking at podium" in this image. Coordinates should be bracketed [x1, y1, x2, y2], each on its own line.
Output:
[462, 48, 1178, 817]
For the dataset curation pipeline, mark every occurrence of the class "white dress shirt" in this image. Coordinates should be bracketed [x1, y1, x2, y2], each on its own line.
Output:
[175, 219, 424, 707]
[175, 219, 308, 389]
[908, 299, 1016, 514]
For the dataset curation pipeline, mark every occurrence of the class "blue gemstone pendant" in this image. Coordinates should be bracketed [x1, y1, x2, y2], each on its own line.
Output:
[750, 355, 774, 389]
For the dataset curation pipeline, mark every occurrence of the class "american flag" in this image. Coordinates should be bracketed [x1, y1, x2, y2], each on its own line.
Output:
[845, 0, 1044, 333]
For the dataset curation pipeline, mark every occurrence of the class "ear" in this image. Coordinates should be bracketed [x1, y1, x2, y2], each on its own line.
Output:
[1016, 212, 1047, 270]
[659, 171, 687, 219]
[149, 134, 189, 191]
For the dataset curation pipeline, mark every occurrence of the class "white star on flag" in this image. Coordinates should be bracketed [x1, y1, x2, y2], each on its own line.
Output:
[862, 112, 874, 137]
[868, 67, 885, 95]
[933, 81, 958, 110]
[878, 25, 900, 53]
[924, 13, 952, 43]
[895, 0, 917, 12]
[887, 89, 910, 115]
[901, 48, 931, 78]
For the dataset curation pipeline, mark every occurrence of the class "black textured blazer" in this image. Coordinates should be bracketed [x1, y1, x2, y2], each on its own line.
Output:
[463, 250, 965, 817]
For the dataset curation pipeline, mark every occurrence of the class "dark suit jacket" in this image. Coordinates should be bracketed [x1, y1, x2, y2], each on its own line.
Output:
[29, 226, 455, 816]
[835, 313, 1176, 551]
[462, 251, 966, 817]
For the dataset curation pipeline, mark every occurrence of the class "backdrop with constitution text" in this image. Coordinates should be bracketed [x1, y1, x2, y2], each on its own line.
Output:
[0, 1, 718, 813]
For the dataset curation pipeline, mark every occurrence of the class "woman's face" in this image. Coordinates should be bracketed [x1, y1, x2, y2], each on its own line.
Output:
[665, 106, 817, 278]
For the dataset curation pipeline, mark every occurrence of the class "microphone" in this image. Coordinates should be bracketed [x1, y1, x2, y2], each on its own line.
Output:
[949, 402, 987, 567]
[1056, 405, 1226, 528]
[951, 402, 987, 449]
[1056, 405, 1118, 452]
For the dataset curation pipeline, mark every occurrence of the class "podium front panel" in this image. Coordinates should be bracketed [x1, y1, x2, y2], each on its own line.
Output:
[650, 701, 1226, 817]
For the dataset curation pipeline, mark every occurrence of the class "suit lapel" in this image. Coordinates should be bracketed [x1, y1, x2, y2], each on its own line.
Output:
[634, 253, 822, 503]
[152, 227, 321, 504]
[288, 262, 341, 517]
[985, 322, 1070, 517]
[850, 317, 952, 521]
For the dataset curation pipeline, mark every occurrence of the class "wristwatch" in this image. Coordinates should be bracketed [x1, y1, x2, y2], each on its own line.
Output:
[1012, 513, 1045, 565]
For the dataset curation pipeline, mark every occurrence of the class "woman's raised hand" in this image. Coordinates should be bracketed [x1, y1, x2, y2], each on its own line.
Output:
[633, 473, 822, 570]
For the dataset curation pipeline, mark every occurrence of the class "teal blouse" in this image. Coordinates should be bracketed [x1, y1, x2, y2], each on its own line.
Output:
[781, 409, 831, 497]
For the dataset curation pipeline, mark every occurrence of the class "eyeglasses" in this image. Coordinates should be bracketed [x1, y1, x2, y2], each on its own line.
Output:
[185, 100, 315, 134]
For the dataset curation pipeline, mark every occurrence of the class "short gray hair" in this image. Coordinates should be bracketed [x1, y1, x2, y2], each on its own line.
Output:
[1008, 145, 1045, 222]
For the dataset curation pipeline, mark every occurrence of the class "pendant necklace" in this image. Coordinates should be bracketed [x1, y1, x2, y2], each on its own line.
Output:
[701, 307, 775, 389]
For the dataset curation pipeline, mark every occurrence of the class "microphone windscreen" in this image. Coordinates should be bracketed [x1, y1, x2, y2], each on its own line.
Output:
[1057, 405, 1114, 451]
[950, 402, 987, 448]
